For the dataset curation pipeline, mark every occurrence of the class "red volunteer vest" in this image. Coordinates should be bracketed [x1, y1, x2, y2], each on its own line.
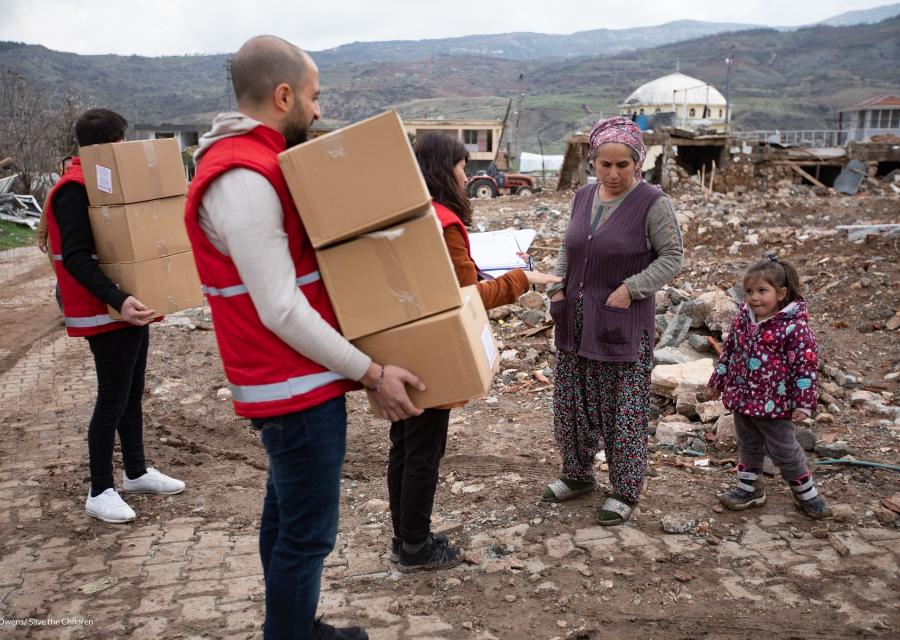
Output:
[433, 202, 472, 257]
[184, 124, 360, 419]
[45, 159, 131, 338]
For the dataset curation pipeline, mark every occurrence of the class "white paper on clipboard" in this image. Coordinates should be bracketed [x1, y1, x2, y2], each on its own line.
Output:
[468, 228, 537, 276]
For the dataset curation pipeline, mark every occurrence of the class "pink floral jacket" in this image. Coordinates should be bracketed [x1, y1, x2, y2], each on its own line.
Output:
[708, 298, 818, 419]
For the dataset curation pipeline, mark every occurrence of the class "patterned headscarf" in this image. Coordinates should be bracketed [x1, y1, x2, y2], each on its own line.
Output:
[589, 116, 645, 181]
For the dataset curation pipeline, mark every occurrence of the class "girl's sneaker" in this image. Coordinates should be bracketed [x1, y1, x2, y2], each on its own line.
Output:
[719, 467, 767, 510]
[789, 474, 832, 519]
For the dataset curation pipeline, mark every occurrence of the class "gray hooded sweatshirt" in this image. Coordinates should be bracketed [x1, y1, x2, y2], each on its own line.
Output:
[195, 112, 371, 382]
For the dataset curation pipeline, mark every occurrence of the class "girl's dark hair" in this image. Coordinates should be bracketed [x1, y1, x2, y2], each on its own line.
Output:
[743, 253, 803, 307]
[413, 132, 473, 226]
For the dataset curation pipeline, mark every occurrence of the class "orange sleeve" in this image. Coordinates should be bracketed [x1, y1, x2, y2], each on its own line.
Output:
[443, 226, 528, 310]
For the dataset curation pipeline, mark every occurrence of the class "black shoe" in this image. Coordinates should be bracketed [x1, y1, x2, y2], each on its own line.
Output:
[718, 468, 766, 511]
[792, 493, 833, 520]
[398, 534, 462, 573]
[311, 618, 368, 640]
[390, 533, 449, 563]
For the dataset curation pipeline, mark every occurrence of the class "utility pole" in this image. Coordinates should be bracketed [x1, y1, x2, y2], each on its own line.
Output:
[724, 46, 734, 132]
[537, 136, 546, 188]
[224, 59, 233, 112]
[511, 72, 524, 170]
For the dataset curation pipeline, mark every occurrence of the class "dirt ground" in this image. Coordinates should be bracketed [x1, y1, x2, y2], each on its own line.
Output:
[0, 184, 898, 640]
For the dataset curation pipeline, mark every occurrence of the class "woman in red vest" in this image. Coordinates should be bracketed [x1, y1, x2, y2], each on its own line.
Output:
[386, 132, 559, 572]
[542, 116, 683, 525]
[45, 109, 184, 524]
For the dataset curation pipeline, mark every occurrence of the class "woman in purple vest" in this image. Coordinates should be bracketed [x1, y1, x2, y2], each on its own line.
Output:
[542, 116, 683, 525]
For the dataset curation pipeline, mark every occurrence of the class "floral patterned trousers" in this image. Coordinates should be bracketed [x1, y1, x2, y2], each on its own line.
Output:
[552, 294, 653, 503]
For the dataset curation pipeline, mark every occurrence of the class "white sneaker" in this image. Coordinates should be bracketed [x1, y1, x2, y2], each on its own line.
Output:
[123, 467, 185, 495]
[85, 488, 136, 523]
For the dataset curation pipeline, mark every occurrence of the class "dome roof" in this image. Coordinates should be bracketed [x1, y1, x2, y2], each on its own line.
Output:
[621, 72, 727, 107]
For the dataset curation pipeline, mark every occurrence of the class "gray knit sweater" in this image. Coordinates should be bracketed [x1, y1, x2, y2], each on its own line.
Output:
[547, 182, 683, 300]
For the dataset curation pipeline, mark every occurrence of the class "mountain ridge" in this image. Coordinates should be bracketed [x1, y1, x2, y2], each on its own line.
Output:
[1, 14, 898, 151]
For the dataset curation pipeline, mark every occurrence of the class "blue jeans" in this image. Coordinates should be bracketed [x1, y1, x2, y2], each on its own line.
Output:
[252, 396, 347, 640]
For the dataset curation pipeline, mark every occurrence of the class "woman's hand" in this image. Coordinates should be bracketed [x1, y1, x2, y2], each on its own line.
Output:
[792, 409, 810, 423]
[707, 386, 721, 401]
[524, 270, 562, 286]
[550, 290, 565, 302]
[605, 283, 632, 309]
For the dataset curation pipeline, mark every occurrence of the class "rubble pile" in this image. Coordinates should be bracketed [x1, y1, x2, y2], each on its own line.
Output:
[468, 182, 900, 467]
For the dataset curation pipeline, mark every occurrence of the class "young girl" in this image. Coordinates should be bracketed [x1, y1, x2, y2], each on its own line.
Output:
[708, 255, 831, 519]
[386, 132, 560, 572]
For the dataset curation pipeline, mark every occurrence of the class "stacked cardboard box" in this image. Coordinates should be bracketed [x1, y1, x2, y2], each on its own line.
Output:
[79, 138, 203, 319]
[279, 110, 499, 411]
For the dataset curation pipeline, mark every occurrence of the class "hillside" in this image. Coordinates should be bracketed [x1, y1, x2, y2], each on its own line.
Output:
[818, 2, 900, 26]
[314, 20, 758, 64]
[1, 17, 898, 152]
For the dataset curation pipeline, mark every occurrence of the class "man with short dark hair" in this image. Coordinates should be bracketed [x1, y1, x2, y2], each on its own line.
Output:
[45, 108, 184, 524]
[185, 36, 423, 640]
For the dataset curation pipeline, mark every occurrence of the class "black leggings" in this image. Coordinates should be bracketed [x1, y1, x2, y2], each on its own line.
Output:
[85, 325, 149, 496]
[387, 408, 450, 545]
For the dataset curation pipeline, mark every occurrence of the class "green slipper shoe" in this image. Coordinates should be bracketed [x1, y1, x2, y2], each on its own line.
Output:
[597, 494, 636, 526]
[542, 477, 595, 502]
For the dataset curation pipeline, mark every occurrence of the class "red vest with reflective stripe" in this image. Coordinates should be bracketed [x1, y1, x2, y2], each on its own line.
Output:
[45, 159, 131, 338]
[184, 124, 360, 419]
[434, 202, 472, 259]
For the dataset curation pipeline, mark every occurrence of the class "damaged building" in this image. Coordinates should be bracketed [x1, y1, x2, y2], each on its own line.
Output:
[559, 95, 900, 195]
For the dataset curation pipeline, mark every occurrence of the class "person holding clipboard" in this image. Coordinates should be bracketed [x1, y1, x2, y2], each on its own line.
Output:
[385, 132, 559, 573]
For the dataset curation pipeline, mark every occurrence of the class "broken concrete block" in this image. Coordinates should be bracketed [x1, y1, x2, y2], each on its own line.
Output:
[797, 428, 817, 452]
[518, 291, 544, 310]
[850, 390, 880, 406]
[696, 400, 727, 423]
[714, 414, 735, 442]
[815, 441, 852, 458]
[654, 421, 700, 446]
[675, 391, 699, 418]
[687, 334, 713, 352]
[651, 358, 715, 399]
[700, 290, 739, 333]
[654, 344, 706, 365]
[656, 305, 692, 348]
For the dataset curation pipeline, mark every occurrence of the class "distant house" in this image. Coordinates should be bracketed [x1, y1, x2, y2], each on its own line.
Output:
[130, 119, 339, 151]
[840, 95, 900, 141]
[619, 72, 728, 132]
[129, 119, 340, 179]
[131, 123, 209, 150]
[402, 119, 504, 170]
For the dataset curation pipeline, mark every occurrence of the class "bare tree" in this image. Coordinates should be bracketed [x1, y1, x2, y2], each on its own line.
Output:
[0, 69, 83, 202]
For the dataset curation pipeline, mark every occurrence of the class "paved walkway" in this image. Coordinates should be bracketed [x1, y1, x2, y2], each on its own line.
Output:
[0, 250, 897, 638]
[1, 329, 897, 638]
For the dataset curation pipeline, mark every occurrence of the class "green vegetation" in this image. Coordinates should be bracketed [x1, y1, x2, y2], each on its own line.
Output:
[0, 220, 36, 251]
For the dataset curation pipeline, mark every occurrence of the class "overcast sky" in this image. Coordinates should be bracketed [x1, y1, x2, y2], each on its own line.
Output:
[1, 0, 894, 56]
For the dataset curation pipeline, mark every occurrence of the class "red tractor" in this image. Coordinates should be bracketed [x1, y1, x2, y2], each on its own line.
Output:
[466, 166, 541, 199]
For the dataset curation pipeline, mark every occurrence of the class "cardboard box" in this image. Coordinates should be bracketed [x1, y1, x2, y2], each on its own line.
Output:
[316, 209, 462, 340]
[100, 251, 203, 319]
[80, 138, 188, 206]
[88, 196, 190, 264]
[353, 286, 499, 413]
[279, 110, 431, 248]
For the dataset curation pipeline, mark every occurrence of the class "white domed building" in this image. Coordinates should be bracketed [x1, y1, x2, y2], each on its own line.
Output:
[619, 72, 728, 132]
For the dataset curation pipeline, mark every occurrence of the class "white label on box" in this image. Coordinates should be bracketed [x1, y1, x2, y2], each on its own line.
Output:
[96, 165, 113, 194]
[480, 324, 497, 369]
